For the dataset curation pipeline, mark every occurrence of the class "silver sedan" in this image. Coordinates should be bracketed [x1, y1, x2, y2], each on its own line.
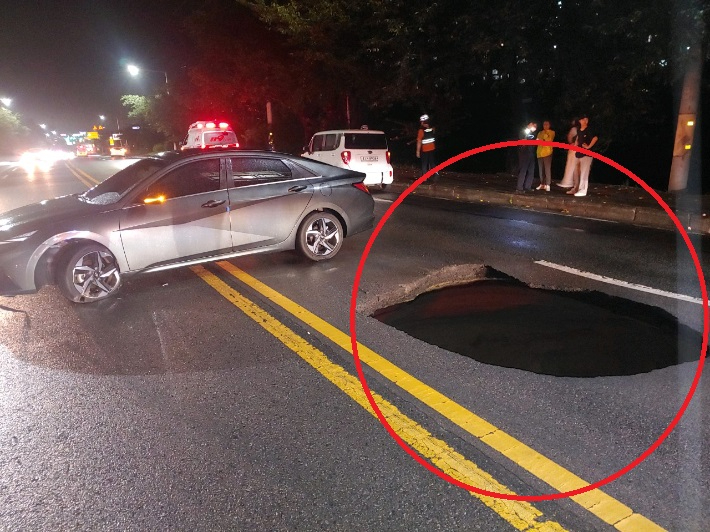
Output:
[0, 150, 374, 303]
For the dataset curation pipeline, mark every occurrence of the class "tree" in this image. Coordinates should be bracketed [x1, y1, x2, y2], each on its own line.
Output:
[179, 0, 353, 149]
[242, 0, 707, 188]
[0, 107, 30, 154]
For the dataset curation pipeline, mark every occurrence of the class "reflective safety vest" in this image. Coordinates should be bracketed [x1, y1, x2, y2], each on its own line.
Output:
[420, 127, 436, 151]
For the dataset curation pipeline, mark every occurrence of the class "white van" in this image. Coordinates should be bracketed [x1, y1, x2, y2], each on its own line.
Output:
[181, 121, 239, 150]
[302, 128, 394, 188]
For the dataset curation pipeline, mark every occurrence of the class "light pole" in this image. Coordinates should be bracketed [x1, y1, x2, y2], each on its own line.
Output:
[100, 114, 121, 131]
[127, 63, 169, 93]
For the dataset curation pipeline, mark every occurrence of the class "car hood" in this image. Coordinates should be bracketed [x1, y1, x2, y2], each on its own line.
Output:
[0, 194, 109, 235]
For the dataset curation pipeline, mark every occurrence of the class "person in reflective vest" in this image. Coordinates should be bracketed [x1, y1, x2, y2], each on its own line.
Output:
[416, 114, 438, 182]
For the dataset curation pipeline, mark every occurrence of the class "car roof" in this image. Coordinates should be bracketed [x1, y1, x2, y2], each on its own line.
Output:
[142, 149, 364, 179]
[312, 130, 386, 135]
[147, 148, 297, 160]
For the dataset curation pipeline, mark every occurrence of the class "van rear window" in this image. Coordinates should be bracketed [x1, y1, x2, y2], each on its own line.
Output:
[343, 133, 388, 150]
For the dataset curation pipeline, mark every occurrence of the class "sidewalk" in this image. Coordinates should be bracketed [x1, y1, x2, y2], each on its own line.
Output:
[387, 165, 710, 235]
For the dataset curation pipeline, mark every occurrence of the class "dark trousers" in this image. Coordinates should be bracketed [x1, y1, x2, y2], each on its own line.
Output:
[421, 150, 438, 182]
[517, 149, 535, 190]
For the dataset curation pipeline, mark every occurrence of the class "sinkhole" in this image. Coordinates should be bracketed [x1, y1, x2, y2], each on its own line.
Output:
[371, 271, 702, 378]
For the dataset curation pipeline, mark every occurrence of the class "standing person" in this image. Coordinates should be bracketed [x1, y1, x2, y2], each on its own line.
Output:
[535, 120, 555, 191]
[568, 114, 598, 197]
[515, 121, 537, 193]
[416, 114, 438, 182]
[558, 118, 580, 189]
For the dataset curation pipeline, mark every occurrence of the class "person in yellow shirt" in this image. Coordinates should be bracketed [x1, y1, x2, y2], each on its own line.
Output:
[535, 120, 555, 191]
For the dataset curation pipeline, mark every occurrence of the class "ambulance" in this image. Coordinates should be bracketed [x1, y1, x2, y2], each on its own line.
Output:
[181, 121, 240, 150]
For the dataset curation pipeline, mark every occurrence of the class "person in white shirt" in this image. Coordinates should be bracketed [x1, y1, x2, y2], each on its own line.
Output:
[557, 118, 580, 189]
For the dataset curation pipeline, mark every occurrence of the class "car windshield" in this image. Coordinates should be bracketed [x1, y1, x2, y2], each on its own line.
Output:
[81, 158, 168, 204]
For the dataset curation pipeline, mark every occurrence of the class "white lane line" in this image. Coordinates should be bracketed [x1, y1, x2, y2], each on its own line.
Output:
[374, 197, 394, 203]
[535, 260, 704, 305]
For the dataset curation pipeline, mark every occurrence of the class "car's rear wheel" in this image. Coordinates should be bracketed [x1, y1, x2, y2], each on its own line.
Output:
[57, 243, 122, 303]
[296, 211, 343, 261]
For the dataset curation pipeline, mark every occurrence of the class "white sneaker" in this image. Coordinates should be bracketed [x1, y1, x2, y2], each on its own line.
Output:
[535, 184, 544, 190]
[573, 191, 587, 197]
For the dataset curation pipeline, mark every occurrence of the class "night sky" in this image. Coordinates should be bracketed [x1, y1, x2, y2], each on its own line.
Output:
[1, 0, 189, 134]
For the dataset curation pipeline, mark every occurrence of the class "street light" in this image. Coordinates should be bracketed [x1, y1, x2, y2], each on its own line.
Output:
[100, 113, 121, 131]
[39, 124, 47, 129]
[126, 63, 168, 85]
[0, 98, 11, 108]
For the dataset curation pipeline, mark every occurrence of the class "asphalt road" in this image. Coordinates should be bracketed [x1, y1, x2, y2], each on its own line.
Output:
[0, 156, 707, 531]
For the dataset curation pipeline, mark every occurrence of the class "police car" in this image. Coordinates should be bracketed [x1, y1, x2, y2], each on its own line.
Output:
[302, 127, 394, 189]
[181, 121, 240, 150]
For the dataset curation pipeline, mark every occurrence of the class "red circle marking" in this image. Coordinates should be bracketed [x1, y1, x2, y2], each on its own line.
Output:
[349, 139, 708, 502]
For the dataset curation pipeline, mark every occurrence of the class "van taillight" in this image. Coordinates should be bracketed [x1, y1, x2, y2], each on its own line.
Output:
[386, 150, 391, 164]
[341, 150, 351, 165]
[353, 182, 370, 194]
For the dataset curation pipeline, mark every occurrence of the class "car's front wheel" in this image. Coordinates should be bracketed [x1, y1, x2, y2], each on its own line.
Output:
[57, 243, 122, 303]
[296, 211, 343, 261]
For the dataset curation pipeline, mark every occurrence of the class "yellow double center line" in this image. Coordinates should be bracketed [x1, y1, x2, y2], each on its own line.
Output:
[193, 261, 664, 532]
[65, 161, 100, 188]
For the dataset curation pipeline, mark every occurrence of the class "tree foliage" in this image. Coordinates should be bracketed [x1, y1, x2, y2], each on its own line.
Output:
[118, 0, 707, 184]
[0, 107, 30, 153]
[242, 0, 705, 147]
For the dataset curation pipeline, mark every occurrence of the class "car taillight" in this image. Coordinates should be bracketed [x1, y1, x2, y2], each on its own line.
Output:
[341, 150, 351, 165]
[386, 150, 391, 164]
[353, 182, 370, 194]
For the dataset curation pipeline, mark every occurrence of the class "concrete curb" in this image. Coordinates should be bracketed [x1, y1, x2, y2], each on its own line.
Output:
[385, 182, 710, 234]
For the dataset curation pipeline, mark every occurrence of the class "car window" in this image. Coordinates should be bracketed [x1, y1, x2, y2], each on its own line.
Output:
[343, 133, 388, 150]
[143, 159, 221, 201]
[310, 135, 325, 152]
[230, 157, 292, 187]
[323, 134, 339, 150]
[282, 159, 316, 179]
[82, 158, 168, 204]
[311, 134, 339, 152]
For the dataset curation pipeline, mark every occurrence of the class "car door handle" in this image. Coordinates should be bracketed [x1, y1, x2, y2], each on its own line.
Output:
[288, 185, 307, 192]
[201, 199, 226, 208]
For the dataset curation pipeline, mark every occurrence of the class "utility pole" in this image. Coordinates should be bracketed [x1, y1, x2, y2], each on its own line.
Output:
[346, 94, 351, 129]
[668, 2, 704, 191]
[266, 101, 275, 151]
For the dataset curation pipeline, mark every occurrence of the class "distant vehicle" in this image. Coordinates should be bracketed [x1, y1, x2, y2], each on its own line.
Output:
[302, 127, 394, 189]
[0, 149, 374, 303]
[19, 148, 73, 170]
[76, 144, 95, 157]
[109, 137, 128, 157]
[181, 121, 239, 150]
